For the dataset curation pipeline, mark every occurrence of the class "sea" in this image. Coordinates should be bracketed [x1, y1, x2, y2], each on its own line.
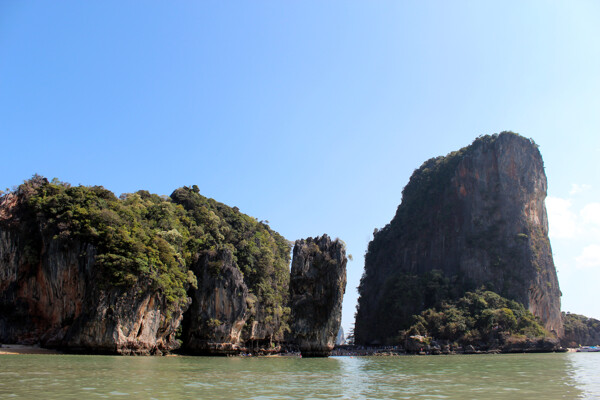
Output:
[1, 352, 599, 399]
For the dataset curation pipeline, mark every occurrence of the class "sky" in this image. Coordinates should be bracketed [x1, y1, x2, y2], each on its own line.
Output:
[1, 1, 600, 334]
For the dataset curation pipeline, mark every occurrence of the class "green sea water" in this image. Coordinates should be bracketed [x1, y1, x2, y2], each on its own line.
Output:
[0, 352, 598, 399]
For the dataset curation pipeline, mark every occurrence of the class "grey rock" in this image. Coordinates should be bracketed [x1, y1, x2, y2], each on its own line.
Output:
[0, 193, 189, 355]
[290, 235, 347, 357]
[355, 132, 563, 345]
[183, 248, 249, 355]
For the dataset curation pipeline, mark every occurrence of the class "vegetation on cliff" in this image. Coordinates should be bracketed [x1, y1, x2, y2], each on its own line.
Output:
[561, 312, 600, 347]
[355, 132, 562, 345]
[170, 186, 291, 337]
[401, 290, 549, 346]
[5, 175, 291, 327]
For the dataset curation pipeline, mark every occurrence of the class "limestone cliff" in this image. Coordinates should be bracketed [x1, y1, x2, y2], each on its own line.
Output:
[561, 312, 600, 347]
[0, 191, 188, 354]
[0, 176, 290, 355]
[182, 248, 288, 355]
[355, 132, 562, 345]
[182, 249, 249, 354]
[290, 235, 347, 357]
[2, 176, 348, 355]
[171, 187, 291, 355]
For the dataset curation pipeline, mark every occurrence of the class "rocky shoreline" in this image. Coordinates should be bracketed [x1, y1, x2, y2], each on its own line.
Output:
[0, 342, 571, 357]
[331, 343, 569, 357]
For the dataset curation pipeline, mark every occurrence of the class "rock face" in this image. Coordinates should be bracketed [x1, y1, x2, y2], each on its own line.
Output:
[0, 194, 188, 354]
[59, 278, 188, 355]
[170, 187, 292, 355]
[182, 249, 249, 354]
[355, 132, 563, 345]
[0, 177, 292, 355]
[182, 248, 289, 355]
[561, 312, 600, 347]
[1, 176, 348, 356]
[290, 235, 347, 357]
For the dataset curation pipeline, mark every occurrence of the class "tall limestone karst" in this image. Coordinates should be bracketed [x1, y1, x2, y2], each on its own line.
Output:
[290, 235, 347, 357]
[0, 176, 291, 354]
[0, 176, 192, 354]
[172, 186, 292, 355]
[355, 132, 562, 345]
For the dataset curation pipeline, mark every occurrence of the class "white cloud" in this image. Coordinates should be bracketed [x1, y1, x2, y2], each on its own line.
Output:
[576, 244, 600, 269]
[570, 184, 592, 196]
[580, 203, 600, 227]
[546, 197, 577, 239]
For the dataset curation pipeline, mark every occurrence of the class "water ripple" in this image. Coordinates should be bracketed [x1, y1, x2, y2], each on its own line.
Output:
[0, 353, 596, 399]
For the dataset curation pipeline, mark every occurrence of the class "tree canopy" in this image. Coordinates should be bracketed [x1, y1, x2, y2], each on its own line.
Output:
[7, 175, 291, 324]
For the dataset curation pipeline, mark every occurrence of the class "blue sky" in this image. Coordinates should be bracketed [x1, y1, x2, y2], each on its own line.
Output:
[2, 1, 600, 333]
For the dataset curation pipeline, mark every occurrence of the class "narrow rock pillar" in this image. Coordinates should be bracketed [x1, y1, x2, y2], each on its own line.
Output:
[290, 234, 347, 357]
